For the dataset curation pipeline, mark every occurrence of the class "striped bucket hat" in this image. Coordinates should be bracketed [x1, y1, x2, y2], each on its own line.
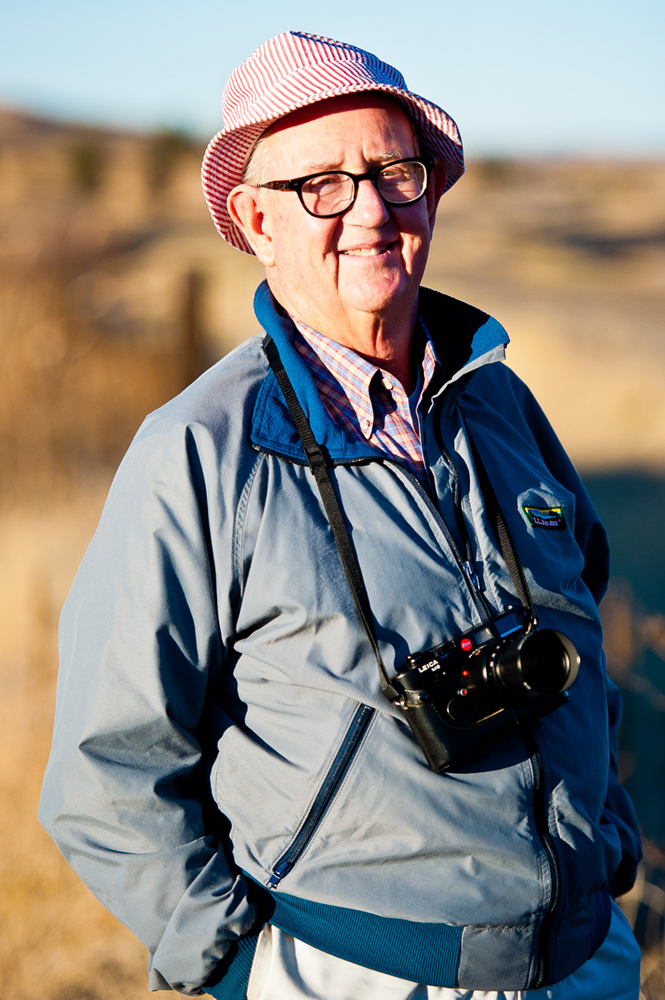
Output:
[202, 31, 464, 255]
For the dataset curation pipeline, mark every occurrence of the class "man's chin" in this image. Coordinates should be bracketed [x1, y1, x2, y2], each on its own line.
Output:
[340, 276, 412, 319]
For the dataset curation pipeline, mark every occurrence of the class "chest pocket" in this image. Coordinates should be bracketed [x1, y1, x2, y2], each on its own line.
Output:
[515, 480, 583, 599]
[460, 426, 590, 616]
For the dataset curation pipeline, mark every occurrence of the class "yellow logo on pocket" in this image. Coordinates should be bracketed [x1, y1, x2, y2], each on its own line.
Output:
[523, 506, 566, 530]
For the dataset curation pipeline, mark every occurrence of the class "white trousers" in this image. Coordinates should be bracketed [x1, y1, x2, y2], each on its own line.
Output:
[247, 901, 641, 1000]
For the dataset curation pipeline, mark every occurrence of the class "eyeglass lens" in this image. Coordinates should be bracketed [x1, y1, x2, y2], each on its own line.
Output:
[301, 161, 428, 217]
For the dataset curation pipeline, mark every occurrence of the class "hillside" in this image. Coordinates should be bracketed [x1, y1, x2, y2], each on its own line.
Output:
[2, 107, 664, 502]
[1, 109, 664, 999]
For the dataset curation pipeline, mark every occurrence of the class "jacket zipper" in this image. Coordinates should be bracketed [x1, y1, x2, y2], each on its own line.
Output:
[427, 402, 561, 981]
[267, 703, 374, 889]
[429, 397, 494, 619]
[257, 408, 491, 620]
[399, 464, 491, 621]
[522, 729, 561, 987]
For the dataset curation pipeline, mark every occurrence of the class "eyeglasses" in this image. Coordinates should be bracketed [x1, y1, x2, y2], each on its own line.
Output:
[257, 156, 434, 218]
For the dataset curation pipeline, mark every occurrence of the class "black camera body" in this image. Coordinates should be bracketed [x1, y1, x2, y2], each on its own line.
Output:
[394, 608, 580, 772]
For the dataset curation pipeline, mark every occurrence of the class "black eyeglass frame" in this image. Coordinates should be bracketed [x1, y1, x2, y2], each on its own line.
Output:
[256, 156, 435, 218]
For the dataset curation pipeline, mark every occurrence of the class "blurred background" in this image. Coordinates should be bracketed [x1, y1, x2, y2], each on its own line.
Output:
[1, 1, 664, 997]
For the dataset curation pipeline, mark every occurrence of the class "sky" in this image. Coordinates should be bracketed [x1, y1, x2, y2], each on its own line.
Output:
[1, 0, 664, 157]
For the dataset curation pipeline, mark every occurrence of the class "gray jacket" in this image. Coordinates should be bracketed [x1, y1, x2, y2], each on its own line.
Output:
[40, 284, 641, 996]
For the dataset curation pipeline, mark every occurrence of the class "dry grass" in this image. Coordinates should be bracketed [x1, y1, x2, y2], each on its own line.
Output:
[0, 494, 151, 1000]
[1, 110, 665, 996]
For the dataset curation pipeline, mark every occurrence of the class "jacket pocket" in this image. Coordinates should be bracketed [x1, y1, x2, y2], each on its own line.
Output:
[515, 482, 583, 597]
[266, 703, 374, 888]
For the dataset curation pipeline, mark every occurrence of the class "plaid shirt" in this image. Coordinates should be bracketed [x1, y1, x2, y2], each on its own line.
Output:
[293, 320, 439, 486]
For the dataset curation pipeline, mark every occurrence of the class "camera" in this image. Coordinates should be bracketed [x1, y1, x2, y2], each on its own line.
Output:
[393, 608, 580, 772]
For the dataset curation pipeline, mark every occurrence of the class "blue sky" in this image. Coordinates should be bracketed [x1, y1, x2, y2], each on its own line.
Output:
[1, 0, 663, 156]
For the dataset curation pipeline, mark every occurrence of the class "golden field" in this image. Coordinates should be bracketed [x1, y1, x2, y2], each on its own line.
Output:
[1, 108, 664, 998]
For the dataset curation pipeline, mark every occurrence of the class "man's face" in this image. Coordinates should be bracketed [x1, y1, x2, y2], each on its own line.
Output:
[235, 94, 442, 342]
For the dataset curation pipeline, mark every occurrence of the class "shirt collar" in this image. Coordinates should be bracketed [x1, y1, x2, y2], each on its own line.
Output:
[293, 318, 440, 439]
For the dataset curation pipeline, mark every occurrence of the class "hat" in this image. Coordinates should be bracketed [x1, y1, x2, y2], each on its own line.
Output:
[201, 31, 464, 255]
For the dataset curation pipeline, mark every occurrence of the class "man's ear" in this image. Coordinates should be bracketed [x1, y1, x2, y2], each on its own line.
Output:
[227, 185, 275, 266]
[426, 162, 448, 234]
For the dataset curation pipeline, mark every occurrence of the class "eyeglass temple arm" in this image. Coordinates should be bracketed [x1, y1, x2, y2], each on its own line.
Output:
[258, 180, 296, 191]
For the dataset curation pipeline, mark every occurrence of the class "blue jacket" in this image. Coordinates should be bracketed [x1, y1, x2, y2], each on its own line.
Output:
[39, 282, 641, 997]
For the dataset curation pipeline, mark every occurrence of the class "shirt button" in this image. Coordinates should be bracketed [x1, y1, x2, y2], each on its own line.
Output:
[361, 418, 371, 430]
[381, 377, 393, 390]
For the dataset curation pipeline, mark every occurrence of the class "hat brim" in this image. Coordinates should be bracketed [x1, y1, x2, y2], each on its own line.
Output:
[202, 81, 464, 255]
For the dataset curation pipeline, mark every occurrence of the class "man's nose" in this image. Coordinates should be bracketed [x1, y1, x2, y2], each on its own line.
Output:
[345, 178, 392, 226]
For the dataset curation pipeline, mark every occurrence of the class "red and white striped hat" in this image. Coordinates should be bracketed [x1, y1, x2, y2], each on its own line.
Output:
[202, 31, 464, 255]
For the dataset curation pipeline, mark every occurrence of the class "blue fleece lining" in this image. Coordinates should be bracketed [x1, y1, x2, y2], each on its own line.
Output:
[465, 314, 509, 366]
[243, 872, 463, 987]
[204, 930, 260, 999]
[250, 281, 508, 466]
[253, 284, 350, 456]
[251, 366, 383, 465]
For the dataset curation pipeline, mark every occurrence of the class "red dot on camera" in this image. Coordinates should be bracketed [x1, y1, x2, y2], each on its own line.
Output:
[460, 638, 473, 651]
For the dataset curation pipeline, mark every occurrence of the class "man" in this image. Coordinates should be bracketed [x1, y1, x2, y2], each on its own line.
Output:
[40, 31, 642, 1000]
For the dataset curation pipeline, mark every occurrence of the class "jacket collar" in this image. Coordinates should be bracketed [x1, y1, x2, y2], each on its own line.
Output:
[250, 280, 508, 465]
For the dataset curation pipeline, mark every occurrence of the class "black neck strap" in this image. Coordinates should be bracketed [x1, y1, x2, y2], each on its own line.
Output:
[464, 432, 536, 624]
[264, 336, 398, 699]
[263, 335, 536, 702]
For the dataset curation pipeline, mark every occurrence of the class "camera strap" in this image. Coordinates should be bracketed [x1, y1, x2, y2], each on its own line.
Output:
[263, 334, 535, 701]
[464, 433, 537, 626]
[263, 335, 399, 701]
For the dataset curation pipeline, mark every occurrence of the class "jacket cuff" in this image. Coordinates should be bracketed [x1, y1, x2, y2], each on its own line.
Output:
[204, 929, 261, 1000]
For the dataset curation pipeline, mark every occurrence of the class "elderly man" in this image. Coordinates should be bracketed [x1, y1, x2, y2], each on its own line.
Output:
[40, 31, 641, 1000]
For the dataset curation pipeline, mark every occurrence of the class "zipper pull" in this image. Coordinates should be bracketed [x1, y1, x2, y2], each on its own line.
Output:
[267, 860, 291, 889]
[463, 561, 482, 593]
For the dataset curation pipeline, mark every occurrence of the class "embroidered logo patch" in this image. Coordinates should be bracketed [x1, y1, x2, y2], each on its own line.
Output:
[523, 505, 566, 530]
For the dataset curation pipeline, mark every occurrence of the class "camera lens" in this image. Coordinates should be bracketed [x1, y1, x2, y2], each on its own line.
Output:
[482, 629, 580, 702]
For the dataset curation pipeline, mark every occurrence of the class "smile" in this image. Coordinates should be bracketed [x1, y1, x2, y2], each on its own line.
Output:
[340, 243, 394, 257]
